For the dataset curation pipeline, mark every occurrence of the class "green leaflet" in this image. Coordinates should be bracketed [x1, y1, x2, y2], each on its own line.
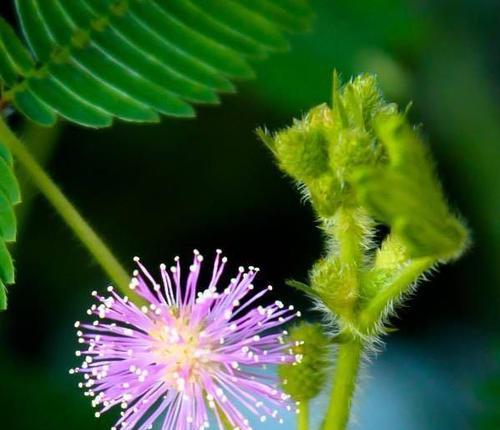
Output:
[352, 112, 469, 261]
[0, 190, 17, 242]
[0, 0, 312, 127]
[0, 140, 19, 310]
[0, 279, 5, 309]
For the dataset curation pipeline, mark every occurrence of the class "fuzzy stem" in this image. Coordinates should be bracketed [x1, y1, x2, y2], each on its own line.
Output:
[335, 208, 364, 267]
[328, 207, 365, 319]
[0, 118, 134, 298]
[298, 401, 310, 430]
[322, 339, 363, 430]
[320, 208, 366, 430]
[358, 256, 434, 332]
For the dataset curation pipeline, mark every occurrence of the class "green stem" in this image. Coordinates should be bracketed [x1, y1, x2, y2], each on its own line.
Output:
[329, 207, 366, 320]
[335, 208, 364, 266]
[319, 208, 367, 430]
[0, 117, 133, 298]
[298, 401, 310, 430]
[322, 339, 363, 430]
[358, 256, 434, 332]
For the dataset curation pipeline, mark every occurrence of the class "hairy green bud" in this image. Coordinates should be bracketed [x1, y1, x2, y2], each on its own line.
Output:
[310, 257, 358, 320]
[258, 73, 399, 218]
[336, 73, 394, 130]
[329, 128, 375, 178]
[278, 323, 330, 402]
[327, 73, 395, 190]
[257, 104, 331, 182]
[308, 173, 342, 217]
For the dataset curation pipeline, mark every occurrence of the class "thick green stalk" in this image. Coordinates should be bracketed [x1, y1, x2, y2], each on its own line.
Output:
[0, 118, 134, 298]
[298, 401, 310, 430]
[358, 256, 434, 332]
[322, 339, 363, 430]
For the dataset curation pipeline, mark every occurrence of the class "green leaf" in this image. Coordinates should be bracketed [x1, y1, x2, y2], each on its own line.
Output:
[0, 190, 17, 242]
[0, 0, 312, 127]
[0, 155, 20, 204]
[0, 238, 14, 285]
[0, 138, 20, 311]
[352, 112, 469, 260]
[0, 279, 6, 310]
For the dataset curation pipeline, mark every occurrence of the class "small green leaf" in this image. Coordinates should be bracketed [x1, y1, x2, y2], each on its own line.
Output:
[0, 190, 17, 242]
[0, 155, 21, 204]
[0, 137, 13, 165]
[0, 240, 14, 285]
[0, 279, 6, 310]
[0, 140, 20, 311]
[0, 17, 34, 76]
[13, 90, 57, 126]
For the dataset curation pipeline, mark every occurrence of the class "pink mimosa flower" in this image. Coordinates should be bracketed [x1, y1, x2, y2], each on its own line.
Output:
[72, 250, 301, 430]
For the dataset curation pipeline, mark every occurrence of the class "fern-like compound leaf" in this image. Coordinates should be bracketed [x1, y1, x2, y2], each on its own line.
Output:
[0, 0, 312, 127]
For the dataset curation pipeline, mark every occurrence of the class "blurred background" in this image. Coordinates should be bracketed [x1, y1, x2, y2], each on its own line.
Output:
[0, 0, 498, 429]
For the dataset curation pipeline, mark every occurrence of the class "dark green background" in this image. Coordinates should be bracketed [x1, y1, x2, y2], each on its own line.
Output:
[0, 1, 498, 429]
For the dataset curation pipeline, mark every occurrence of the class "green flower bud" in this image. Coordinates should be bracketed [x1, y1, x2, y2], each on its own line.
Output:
[278, 323, 330, 402]
[310, 257, 358, 319]
[257, 104, 332, 182]
[328, 128, 379, 188]
[326, 73, 394, 190]
[339, 74, 393, 129]
[307, 173, 342, 217]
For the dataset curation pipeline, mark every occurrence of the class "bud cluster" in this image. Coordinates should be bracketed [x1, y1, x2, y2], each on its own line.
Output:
[259, 74, 396, 217]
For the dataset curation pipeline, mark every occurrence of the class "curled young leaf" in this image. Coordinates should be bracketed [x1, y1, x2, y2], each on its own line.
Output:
[352, 112, 469, 261]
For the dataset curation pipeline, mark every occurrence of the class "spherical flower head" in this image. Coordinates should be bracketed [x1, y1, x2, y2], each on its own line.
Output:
[71, 250, 301, 430]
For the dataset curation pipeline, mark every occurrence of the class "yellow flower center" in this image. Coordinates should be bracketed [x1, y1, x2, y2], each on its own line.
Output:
[150, 315, 212, 388]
